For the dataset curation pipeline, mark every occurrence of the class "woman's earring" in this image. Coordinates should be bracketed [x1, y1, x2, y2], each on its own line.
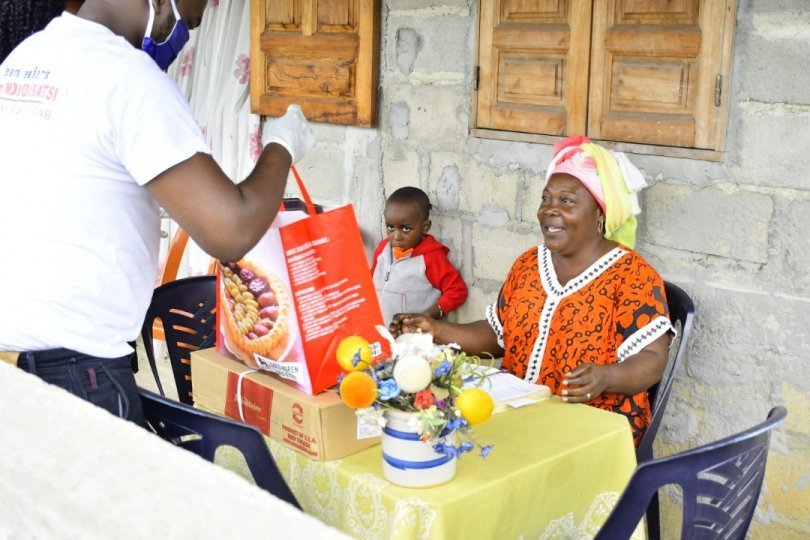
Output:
[597, 219, 605, 235]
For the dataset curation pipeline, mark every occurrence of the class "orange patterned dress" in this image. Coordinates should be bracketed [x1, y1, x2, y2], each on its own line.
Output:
[486, 245, 672, 446]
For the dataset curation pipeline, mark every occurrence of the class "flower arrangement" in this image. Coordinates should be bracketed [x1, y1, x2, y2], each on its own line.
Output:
[337, 329, 495, 460]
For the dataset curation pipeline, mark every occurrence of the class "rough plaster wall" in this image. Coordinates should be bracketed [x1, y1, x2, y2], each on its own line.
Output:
[292, 0, 809, 537]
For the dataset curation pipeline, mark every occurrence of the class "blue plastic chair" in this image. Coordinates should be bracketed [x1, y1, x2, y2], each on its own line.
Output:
[637, 281, 696, 539]
[140, 275, 216, 405]
[140, 388, 301, 508]
[595, 406, 787, 540]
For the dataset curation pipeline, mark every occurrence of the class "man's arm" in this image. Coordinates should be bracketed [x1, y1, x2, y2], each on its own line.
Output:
[146, 105, 313, 262]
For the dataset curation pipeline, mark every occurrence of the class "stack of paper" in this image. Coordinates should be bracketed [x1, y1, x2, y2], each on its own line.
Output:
[463, 369, 551, 412]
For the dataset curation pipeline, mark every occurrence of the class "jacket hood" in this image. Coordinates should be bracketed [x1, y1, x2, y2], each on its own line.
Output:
[411, 234, 448, 256]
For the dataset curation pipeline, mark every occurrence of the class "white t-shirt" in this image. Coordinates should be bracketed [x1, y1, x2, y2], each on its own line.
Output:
[0, 13, 210, 358]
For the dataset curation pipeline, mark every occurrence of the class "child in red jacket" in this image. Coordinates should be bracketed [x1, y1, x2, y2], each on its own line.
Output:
[371, 187, 468, 326]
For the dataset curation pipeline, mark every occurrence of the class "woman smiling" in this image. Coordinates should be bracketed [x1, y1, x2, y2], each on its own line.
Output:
[391, 135, 674, 446]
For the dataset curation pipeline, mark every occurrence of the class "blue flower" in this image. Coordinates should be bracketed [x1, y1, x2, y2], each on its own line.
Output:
[460, 442, 474, 453]
[433, 360, 451, 376]
[480, 445, 493, 459]
[377, 379, 401, 401]
[336, 372, 345, 396]
[445, 417, 467, 432]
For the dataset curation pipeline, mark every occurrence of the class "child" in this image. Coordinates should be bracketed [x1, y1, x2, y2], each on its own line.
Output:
[371, 187, 468, 326]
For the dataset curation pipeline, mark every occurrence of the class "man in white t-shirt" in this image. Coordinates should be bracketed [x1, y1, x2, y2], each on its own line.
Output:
[0, 0, 315, 425]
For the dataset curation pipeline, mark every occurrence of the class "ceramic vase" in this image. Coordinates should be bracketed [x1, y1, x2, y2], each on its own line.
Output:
[380, 409, 456, 488]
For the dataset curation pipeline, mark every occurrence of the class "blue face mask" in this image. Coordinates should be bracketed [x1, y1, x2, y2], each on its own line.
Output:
[141, 0, 190, 71]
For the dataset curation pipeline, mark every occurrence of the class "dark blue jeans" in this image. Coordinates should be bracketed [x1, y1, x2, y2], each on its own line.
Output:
[18, 348, 145, 427]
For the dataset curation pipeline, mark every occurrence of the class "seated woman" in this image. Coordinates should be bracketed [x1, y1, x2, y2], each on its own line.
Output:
[391, 135, 674, 446]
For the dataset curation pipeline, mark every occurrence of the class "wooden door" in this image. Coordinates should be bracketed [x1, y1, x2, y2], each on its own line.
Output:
[476, 0, 592, 136]
[250, 0, 380, 127]
[588, 0, 732, 148]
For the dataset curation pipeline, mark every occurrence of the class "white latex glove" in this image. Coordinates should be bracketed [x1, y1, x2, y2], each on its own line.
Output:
[261, 104, 315, 164]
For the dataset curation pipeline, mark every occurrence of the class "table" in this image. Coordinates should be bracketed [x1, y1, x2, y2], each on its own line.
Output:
[216, 397, 644, 540]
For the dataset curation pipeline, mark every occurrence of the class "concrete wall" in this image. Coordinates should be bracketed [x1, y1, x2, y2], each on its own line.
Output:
[292, 0, 810, 537]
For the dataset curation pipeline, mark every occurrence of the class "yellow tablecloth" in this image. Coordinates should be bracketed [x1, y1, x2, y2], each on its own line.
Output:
[216, 397, 643, 539]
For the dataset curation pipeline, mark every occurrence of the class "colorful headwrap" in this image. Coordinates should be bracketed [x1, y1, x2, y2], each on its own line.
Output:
[544, 135, 647, 249]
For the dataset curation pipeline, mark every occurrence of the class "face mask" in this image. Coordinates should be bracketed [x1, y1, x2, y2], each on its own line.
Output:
[141, 0, 190, 70]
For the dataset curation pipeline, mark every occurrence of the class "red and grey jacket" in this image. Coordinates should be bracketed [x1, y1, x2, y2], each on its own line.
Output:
[371, 234, 468, 326]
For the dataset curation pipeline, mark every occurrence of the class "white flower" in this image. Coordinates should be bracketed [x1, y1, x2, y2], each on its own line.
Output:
[407, 414, 423, 434]
[392, 332, 438, 359]
[393, 353, 433, 393]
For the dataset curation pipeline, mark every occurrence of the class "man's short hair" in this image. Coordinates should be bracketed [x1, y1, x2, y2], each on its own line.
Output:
[387, 187, 432, 220]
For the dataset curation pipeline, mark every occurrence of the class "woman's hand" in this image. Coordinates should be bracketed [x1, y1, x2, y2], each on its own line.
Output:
[561, 333, 671, 403]
[561, 363, 614, 403]
[388, 317, 503, 360]
[389, 313, 437, 338]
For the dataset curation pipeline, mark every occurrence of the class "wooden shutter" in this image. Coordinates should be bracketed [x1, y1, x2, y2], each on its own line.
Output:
[250, 0, 380, 127]
[476, 0, 592, 136]
[588, 0, 733, 149]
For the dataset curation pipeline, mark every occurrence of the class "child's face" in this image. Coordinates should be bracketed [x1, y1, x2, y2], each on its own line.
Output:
[384, 201, 430, 251]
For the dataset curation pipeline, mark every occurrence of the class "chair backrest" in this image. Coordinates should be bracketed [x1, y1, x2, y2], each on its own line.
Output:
[141, 275, 216, 405]
[637, 281, 696, 463]
[139, 388, 300, 509]
[595, 406, 787, 540]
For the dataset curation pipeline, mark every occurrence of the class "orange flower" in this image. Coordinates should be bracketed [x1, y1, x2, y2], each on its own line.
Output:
[339, 371, 378, 409]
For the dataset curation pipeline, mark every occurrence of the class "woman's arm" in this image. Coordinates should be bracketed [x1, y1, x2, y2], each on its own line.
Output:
[390, 315, 504, 358]
[561, 333, 671, 403]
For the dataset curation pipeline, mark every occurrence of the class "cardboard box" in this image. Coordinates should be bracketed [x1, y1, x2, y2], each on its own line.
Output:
[191, 348, 379, 461]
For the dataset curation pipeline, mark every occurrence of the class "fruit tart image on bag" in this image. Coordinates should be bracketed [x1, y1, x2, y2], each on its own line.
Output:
[219, 260, 292, 365]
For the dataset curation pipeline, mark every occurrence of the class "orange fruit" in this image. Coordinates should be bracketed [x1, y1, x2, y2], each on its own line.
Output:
[336, 335, 372, 372]
[455, 388, 494, 425]
[339, 371, 378, 409]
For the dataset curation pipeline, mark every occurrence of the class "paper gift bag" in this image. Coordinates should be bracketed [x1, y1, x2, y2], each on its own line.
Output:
[216, 167, 387, 394]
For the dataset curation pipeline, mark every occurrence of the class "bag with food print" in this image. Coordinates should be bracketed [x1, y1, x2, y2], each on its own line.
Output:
[216, 166, 387, 394]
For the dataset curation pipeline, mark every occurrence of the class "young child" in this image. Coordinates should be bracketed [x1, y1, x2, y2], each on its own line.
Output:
[371, 187, 468, 326]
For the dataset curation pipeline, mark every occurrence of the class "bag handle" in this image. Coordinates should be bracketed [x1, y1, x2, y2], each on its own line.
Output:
[286, 164, 316, 215]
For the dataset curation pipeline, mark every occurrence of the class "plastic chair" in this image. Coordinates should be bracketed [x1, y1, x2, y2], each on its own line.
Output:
[595, 406, 787, 540]
[139, 388, 300, 508]
[140, 275, 216, 405]
[637, 281, 696, 540]
[152, 228, 217, 336]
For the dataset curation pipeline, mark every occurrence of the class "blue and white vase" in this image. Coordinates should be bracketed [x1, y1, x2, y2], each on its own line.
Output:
[381, 409, 456, 488]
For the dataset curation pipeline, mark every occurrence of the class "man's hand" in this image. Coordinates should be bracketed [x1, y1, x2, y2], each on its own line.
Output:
[261, 104, 315, 163]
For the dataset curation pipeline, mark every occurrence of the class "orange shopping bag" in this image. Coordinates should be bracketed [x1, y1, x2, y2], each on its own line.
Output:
[216, 166, 388, 394]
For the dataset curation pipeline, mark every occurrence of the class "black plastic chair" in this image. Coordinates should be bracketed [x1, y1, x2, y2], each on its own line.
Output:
[140, 275, 216, 405]
[140, 388, 300, 508]
[637, 281, 696, 540]
[595, 406, 787, 540]
[639, 281, 696, 462]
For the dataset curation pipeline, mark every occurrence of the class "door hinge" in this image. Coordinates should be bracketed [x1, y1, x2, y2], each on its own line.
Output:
[473, 65, 480, 91]
[715, 74, 722, 107]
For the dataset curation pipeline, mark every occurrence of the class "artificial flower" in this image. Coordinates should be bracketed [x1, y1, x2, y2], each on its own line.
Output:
[339, 329, 495, 462]
[391, 332, 435, 359]
[393, 354, 433, 393]
[433, 360, 451, 377]
[378, 379, 401, 401]
[414, 389, 435, 410]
